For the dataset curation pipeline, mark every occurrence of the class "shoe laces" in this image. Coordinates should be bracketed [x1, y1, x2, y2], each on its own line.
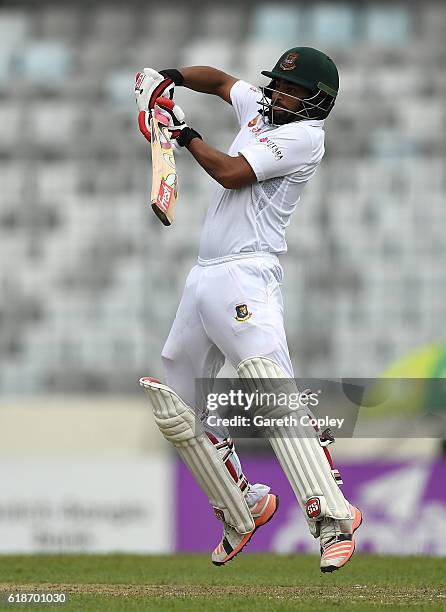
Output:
[319, 518, 342, 549]
[222, 521, 238, 544]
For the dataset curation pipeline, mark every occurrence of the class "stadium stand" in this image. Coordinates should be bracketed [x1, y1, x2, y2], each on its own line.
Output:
[0, 1, 445, 394]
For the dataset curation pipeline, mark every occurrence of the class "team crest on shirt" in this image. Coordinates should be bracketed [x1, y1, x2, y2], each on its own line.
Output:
[247, 115, 262, 134]
[280, 52, 299, 70]
[235, 303, 252, 322]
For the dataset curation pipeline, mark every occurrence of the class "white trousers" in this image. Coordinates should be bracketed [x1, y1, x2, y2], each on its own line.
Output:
[161, 253, 293, 506]
[161, 253, 293, 410]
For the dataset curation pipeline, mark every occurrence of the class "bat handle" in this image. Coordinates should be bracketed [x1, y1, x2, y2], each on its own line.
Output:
[152, 108, 169, 127]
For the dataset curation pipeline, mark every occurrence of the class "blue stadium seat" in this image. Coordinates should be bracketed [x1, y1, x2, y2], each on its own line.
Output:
[104, 70, 136, 111]
[310, 4, 356, 48]
[0, 11, 30, 89]
[249, 4, 301, 46]
[19, 42, 71, 85]
[364, 6, 412, 47]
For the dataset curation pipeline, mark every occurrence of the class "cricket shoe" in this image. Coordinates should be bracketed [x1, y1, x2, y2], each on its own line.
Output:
[319, 505, 363, 573]
[212, 493, 279, 566]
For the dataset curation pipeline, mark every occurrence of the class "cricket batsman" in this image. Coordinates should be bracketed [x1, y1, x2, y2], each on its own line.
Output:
[135, 47, 362, 572]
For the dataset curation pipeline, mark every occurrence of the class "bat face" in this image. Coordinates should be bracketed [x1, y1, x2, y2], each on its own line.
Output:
[150, 109, 178, 226]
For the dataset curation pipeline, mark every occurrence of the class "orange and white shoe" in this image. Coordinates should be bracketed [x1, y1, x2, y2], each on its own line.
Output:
[212, 494, 279, 566]
[351, 504, 363, 533]
[320, 505, 363, 573]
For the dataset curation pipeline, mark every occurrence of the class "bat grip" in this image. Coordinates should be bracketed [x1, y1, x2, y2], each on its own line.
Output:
[152, 109, 169, 126]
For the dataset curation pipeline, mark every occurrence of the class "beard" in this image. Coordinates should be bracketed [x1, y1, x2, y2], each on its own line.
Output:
[267, 106, 297, 126]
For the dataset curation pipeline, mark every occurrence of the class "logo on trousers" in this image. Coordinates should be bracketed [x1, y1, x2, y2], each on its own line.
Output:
[214, 508, 225, 522]
[235, 303, 252, 322]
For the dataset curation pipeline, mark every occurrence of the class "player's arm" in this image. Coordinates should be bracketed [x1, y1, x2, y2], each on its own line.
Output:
[187, 139, 256, 189]
[179, 66, 238, 104]
[155, 98, 257, 190]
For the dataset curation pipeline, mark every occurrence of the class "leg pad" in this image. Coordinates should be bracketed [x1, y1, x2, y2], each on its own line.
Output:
[237, 358, 352, 524]
[140, 377, 255, 534]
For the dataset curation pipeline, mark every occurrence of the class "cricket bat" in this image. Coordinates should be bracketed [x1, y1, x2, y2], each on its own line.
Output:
[150, 105, 178, 226]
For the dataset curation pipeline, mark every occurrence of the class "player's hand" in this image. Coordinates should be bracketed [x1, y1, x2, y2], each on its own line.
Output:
[136, 97, 184, 144]
[137, 98, 202, 149]
[137, 109, 152, 143]
[134, 68, 174, 112]
[154, 97, 187, 140]
[155, 97, 202, 148]
[136, 98, 184, 144]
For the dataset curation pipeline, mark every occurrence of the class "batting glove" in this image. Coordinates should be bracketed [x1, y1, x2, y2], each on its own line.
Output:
[136, 96, 179, 144]
[134, 68, 175, 112]
[155, 97, 202, 148]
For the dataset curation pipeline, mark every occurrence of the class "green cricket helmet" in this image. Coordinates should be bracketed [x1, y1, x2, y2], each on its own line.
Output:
[259, 47, 339, 124]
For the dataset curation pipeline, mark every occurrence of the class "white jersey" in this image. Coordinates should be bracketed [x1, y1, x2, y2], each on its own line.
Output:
[198, 80, 325, 261]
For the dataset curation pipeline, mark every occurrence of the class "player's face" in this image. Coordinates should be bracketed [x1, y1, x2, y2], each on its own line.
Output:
[269, 79, 312, 124]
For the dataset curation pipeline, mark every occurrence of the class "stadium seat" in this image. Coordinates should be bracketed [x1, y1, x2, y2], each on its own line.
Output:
[199, 6, 245, 41]
[38, 5, 82, 41]
[0, 10, 29, 45]
[139, 5, 192, 42]
[310, 4, 357, 48]
[249, 5, 301, 46]
[241, 41, 288, 84]
[0, 44, 15, 89]
[364, 5, 412, 47]
[19, 41, 71, 86]
[104, 70, 136, 111]
[181, 38, 237, 75]
[0, 169, 23, 226]
[0, 104, 22, 149]
[369, 129, 421, 158]
[36, 162, 78, 200]
[90, 6, 137, 43]
[29, 103, 80, 148]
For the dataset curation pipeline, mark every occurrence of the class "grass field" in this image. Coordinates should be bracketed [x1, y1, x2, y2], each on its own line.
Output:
[0, 554, 445, 611]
